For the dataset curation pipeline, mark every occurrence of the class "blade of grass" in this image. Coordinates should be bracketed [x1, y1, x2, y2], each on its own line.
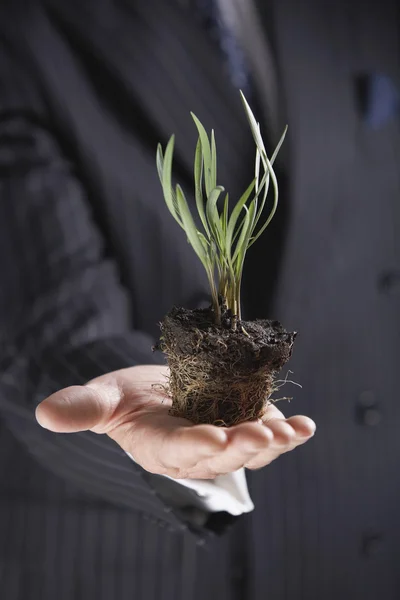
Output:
[255, 147, 261, 195]
[240, 91, 266, 156]
[232, 202, 256, 266]
[194, 136, 210, 237]
[157, 137, 183, 227]
[226, 178, 256, 259]
[248, 152, 280, 246]
[250, 125, 288, 235]
[191, 113, 212, 196]
[206, 185, 225, 249]
[221, 192, 229, 236]
[211, 129, 217, 190]
[175, 184, 209, 267]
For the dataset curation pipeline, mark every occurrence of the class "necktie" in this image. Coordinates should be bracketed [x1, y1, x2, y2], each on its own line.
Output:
[193, 0, 253, 97]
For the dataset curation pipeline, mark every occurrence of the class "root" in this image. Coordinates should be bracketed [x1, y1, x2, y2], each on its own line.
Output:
[161, 350, 275, 427]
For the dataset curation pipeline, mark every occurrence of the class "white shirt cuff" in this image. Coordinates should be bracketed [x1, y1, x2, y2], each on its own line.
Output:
[126, 452, 254, 516]
[163, 467, 254, 515]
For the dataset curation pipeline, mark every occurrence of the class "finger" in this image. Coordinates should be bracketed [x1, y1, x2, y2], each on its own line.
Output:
[264, 419, 297, 446]
[260, 402, 286, 422]
[113, 410, 229, 475]
[285, 415, 316, 439]
[35, 383, 120, 433]
[245, 417, 315, 470]
[161, 423, 229, 470]
[206, 422, 273, 475]
[242, 419, 296, 470]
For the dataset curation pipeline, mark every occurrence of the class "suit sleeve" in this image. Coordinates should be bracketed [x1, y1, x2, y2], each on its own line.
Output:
[0, 113, 235, 541]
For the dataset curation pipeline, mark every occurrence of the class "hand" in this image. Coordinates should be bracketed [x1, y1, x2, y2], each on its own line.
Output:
[36, 365, 316, 479]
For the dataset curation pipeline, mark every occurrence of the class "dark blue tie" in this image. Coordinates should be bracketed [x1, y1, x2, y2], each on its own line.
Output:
[194, 0, 253, 97]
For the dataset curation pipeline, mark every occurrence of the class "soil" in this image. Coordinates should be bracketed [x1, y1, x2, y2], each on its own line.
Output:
[157, 304, 297, 427]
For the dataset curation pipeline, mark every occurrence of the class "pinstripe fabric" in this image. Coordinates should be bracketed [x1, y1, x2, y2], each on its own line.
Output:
[246, 2, 400, 599]
[0, 0, 399, 599]
[0, 1, 253, 598]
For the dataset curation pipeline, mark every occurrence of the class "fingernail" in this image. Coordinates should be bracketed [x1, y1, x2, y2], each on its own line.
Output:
[300, 428, 316, 438]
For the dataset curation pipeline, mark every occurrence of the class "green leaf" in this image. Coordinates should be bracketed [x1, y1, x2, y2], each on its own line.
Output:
[221, 192, 229, 236]
[194, 136, 210, 237]
[270, 125, 288, 165]
[211, 129, 217, 190]
[250, 125, 288, 237]
[205, 185, 225, 249]
[231, 206, 250, 275]
[251, 149, 271, 233]
[254, 147, 261, 195]
[232, 201, 256, 266]
[156, 136, 183, 227]
[197, 231, 210, 251]
[240, 91, 266, 157]
[248, 152, 280, 246]
[240, 92, 286, 199]
[191, 113, 212, 196]
[156, 143, 164, 182]
[226, 178, 256, 261]
[175, 184, 210, 268]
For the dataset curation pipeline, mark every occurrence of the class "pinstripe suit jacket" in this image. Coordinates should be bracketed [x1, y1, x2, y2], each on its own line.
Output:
[0, 1, 399, 599]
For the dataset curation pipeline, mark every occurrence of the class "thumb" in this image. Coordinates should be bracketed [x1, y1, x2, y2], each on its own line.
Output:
[36, 385, 109, 433]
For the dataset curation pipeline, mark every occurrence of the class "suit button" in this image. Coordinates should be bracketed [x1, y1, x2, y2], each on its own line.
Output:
[361, 533, 385, 557]
[356, 391, 381, 426]
[360, 407, 382, 426]
[358, 390, 375, 407]
[377, 270, 400, 293]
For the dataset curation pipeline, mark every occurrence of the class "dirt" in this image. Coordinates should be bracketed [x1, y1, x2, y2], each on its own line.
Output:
[157, 304, 297, 427]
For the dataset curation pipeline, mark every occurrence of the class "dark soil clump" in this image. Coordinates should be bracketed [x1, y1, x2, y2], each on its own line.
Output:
[158, 304, 297, 426]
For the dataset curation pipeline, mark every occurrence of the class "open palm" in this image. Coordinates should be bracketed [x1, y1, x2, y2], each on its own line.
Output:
[36, 365, 315, 479]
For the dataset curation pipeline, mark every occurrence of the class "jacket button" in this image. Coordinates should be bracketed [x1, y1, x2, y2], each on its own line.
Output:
[360, 407, 382, 426]
[377, 270, 400, 293]
[361, 533, 385, 557]
[358, 390, 375, 407]
[356, 391, 381, 426]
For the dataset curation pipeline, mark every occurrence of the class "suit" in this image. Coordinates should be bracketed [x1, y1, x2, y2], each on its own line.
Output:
[0, 0, 399, 598]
